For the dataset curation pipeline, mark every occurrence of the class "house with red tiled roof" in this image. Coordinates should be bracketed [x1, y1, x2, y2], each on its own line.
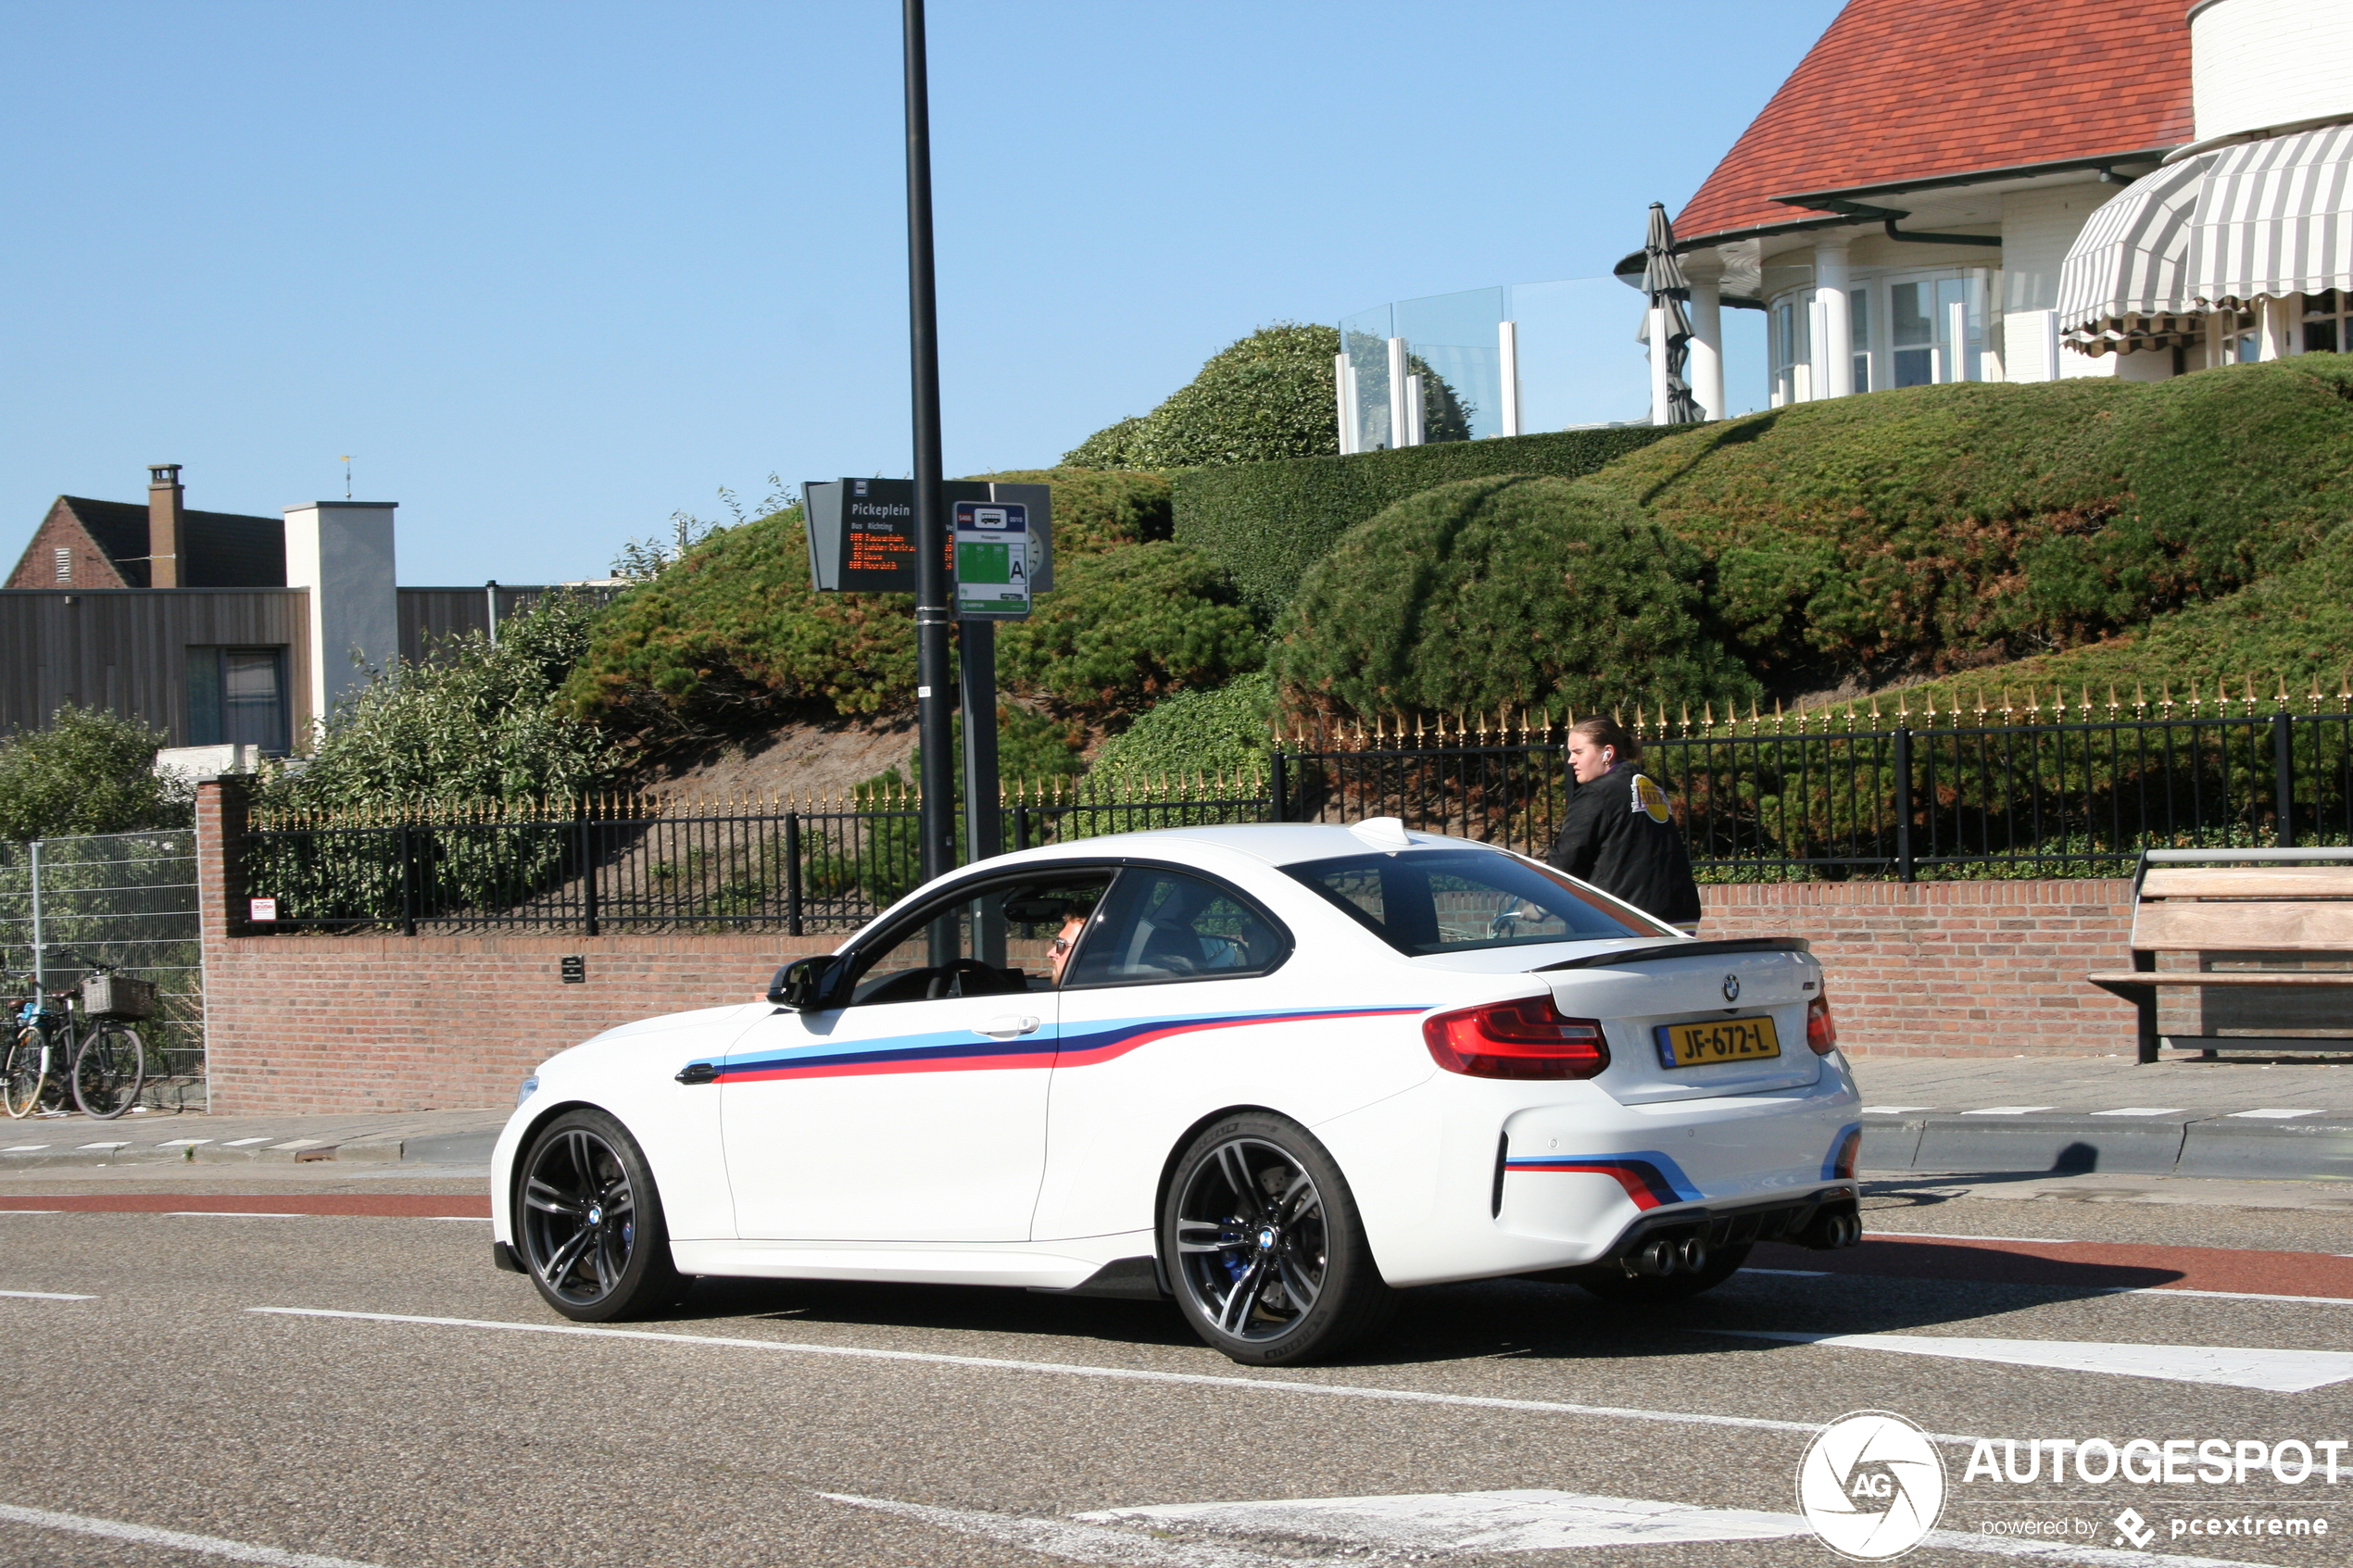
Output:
[1638, 0, 2353, 420]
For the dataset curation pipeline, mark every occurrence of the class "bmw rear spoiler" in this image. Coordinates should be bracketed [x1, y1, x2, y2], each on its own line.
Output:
[1533, 935, 1812, 972]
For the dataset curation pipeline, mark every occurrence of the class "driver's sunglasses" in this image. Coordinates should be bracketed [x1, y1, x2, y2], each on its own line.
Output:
[1049, 935, 1074, 955]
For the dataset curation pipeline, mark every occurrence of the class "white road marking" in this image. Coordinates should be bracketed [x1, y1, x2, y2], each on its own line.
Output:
[153, 1138, 213, 1148]
[220, 1137, 272, 1147]
[2, 1144, 47, 1151]
[169, 1211, 307, 1220]
[2116, 1286, 2353, 1308]
[1869, 1231, 2080, 1244]
[247, 1307, 1985, 1443]
[0, 1210, 62, 1215]
[266, 1139, 325, 1149]
[1860, 1105, 1932, 1113]
[1744, 1267, 1830, 1277]
[1712, 1330, 2353, 1393]
[825, 1491, 2284, 1568]
[420, 1215, 492, 1223]
[0, 1289, 91, 1299]
[0, 1501, 388, 1567]
[1078, 1488, 1810, 1552]
[2230, 1108, 2323, 1119]
[823, 1492, 1290, 1567]
[2091, 1107, 2183, 1116]
[1960, 1106, 2056, 1116]
[75, 1141, 130, 1150]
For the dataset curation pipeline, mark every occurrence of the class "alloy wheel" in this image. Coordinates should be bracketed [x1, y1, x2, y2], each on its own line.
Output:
[1172, 1136, 1328, 1342]
[521, 1125, 638, 1306]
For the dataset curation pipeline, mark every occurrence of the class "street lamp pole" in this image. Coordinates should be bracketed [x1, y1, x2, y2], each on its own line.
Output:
[902, 0, 956, 884]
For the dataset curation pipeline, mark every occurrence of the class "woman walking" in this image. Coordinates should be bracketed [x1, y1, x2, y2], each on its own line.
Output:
[1545, 716, 1702, 933]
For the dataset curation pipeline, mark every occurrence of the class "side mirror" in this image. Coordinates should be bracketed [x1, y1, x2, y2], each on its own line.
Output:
[768, 955, 840, 1010]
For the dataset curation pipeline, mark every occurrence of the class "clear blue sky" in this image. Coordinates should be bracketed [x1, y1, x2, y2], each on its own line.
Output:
[0, 1, 1842, 584]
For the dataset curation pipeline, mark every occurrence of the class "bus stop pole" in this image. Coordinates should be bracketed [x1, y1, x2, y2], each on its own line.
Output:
[903, 0, 957, 887]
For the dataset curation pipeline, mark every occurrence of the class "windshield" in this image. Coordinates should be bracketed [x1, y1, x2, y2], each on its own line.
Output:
[1282, 848, 1675, 957]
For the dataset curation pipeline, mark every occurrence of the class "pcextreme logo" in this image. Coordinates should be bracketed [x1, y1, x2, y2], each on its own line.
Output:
[1796, 1411, 1948, 1560]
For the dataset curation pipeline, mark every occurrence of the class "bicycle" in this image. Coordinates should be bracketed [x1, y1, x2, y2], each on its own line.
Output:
[2, 955, 151, 1121]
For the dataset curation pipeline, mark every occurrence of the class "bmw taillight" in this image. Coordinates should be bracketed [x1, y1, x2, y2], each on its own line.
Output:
[1806, 992, 1839, 1055]
[1422, 997, 1610, 1080]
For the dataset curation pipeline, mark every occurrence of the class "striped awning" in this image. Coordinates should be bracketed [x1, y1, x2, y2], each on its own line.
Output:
[2055, 156, 2212, 356]
[2191, 121, 2353, 309]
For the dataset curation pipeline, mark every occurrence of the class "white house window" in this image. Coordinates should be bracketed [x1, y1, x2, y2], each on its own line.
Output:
[2303, 290, 2348, 353]
[1887, 273, 1984, 386]
[53, 547, 70, 583]
[1849, 288, 1871, 393]
[187, 646, 290, 753]
[1770, 293, 1812, 406]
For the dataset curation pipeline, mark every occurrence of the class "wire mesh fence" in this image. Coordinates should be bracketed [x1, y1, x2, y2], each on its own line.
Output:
[0, 830, 205, 1111]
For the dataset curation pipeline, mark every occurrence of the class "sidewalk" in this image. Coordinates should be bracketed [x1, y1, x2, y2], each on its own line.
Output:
[1, 1052, 2347, 1182]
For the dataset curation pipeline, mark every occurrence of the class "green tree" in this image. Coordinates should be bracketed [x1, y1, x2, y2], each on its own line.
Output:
[0, 707, 191, 843]
[1273, 475, 1759, 721]
[1087, 671, 1275, 784]
[266, 593, 617, 809]
[997, 541, 1265, 723]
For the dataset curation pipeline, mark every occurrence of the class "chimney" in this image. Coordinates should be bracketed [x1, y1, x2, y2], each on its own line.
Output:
[147, 463, 184, 587]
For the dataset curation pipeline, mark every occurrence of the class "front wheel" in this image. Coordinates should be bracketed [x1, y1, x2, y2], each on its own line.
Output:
[1162, 1112, 1395, 1366]
[2, 1029, 47, 1119]
[516, 1110, 683, 1322]
[71, 1023, 145, 1120]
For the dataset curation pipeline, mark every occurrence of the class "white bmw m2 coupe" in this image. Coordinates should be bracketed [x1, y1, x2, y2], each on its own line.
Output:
[490, 820, 1864, 1364]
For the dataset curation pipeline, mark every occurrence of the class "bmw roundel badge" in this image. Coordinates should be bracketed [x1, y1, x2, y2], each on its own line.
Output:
[1722, 973, 1741, 1003]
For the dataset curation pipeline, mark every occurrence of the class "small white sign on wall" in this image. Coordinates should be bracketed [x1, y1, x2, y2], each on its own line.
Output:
[248, 897, 278, 922]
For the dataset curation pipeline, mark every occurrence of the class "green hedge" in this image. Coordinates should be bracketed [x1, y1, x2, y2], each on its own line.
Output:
[1173, 425, 1675, 616]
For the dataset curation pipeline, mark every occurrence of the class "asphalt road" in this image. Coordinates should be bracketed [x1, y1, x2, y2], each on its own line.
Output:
[2, 1175, 2350, 1568]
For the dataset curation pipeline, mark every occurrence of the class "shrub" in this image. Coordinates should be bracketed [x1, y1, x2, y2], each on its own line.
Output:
[268, 593, 616, 809]
[1061, 417, 1151, 470]
[1272, 476, 1760, 721]
[1175, 425, 1675, 617]
[1596, 359, 2353, 684]
[1088, 671, 1276, 784]
[0, 707, 191, 843]
[996, 541, 1263, 723]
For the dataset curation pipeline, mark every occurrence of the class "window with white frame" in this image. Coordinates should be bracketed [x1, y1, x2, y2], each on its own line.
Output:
[2302, 290, 2349, 353]
[1770, 293, 1811, 406]
[1886, 272, 1984, 387]
[1849, 288, 1870, 393]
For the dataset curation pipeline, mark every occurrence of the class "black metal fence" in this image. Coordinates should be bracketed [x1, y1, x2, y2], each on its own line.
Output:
[239, 693, 2353, 935]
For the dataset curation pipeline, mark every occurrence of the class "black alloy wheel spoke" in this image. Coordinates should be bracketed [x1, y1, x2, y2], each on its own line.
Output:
[1214, 1143, 1258, 1214]
[1275, 1251, 1321, 1313]
[1215, 1256, 1269, 1334]
[1174, 1222, 1234, 1254]
[523, 1177, 582, 1216]
[542, 1224, 597, 1283]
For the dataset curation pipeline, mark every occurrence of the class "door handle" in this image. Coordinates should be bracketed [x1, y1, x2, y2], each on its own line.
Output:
[976, 1015, 1041, 1039]
[674, 1061, 719, 1085]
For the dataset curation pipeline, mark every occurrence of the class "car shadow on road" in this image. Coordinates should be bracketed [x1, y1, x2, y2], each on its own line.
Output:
[643, 1239, 2183, 1373]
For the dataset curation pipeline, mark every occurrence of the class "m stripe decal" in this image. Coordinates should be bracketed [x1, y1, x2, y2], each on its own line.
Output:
[715, 1006, 1428, 1084]
[1505, 1152, 1702, 1209]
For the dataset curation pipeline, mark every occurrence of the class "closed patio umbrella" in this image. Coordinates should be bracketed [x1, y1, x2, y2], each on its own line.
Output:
[1642, 202, 1704, 425]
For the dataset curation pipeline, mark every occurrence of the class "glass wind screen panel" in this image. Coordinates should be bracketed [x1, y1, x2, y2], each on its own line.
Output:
[1339, 304, 1393, 450]
[1936, 276, 1982, 382]
[1283, 849, 1666, 957]
[1505, 277, 1655, 429]
[220, 648, 285, 751]
[1394, 285, 1504, 441]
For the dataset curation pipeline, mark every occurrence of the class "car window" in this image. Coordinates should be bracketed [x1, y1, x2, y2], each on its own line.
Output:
[849, 872, 1114, 1007]
[1281, 849, 1671, 956]
[1062, 868, 1289, 988]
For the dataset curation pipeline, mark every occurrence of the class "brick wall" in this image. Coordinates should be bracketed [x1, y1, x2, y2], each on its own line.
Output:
[1701, 878, 2139, 1057]
[195, 784, 2146, 1114]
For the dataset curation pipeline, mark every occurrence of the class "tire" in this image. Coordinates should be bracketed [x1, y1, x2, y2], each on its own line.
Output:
[71, 1023, 145, 1120]
[1578, 1241, 1753, 1302]
[1162, 1111, 1396, 1366]
[515, 1109, 683, 1323]
[2, 1029, 46, 1120]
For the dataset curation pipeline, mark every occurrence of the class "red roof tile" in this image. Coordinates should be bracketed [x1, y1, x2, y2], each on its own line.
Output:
[1676, 0, 2194, 246]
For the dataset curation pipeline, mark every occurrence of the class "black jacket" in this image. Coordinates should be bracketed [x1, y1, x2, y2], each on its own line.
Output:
[1546, 761, 1702, 924]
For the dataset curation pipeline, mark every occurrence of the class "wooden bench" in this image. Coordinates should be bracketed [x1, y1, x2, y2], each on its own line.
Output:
[2087, 848, 2353, 1063]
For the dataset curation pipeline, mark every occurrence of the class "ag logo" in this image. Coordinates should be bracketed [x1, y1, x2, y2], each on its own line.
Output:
[1795, 1410, 1945, 1560]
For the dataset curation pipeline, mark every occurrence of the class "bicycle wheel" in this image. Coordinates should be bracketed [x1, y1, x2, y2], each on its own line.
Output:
[71, 1023, 145, 1120]
[3, 1028, 46, 1119]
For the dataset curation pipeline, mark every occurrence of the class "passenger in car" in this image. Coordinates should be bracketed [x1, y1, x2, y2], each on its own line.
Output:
[1050, 910, 1088, 986]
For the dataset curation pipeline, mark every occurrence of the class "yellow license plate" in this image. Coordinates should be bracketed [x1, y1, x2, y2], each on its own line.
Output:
[1655, 1015, 1781, 1068]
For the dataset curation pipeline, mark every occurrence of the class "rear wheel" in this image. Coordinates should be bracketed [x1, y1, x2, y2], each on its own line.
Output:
[2, 1029, 46, 1119]
[516, 1110, 682, 1322]
[70, 1023, 145, 1120]
[1578, 1241, 1752, 1301]
[1162, 1112, 1395, 1366]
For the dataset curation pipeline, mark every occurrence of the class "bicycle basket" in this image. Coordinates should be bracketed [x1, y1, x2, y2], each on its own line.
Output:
[81, 973, 157, 1021]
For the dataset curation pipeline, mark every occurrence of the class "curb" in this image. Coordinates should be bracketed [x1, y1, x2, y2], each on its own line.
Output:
[0, 1130, 497, 1171]
[1861, 1111, 2353, 1183]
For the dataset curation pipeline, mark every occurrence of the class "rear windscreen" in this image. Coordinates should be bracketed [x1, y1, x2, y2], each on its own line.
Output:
[1282, 849, 1672, 956]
